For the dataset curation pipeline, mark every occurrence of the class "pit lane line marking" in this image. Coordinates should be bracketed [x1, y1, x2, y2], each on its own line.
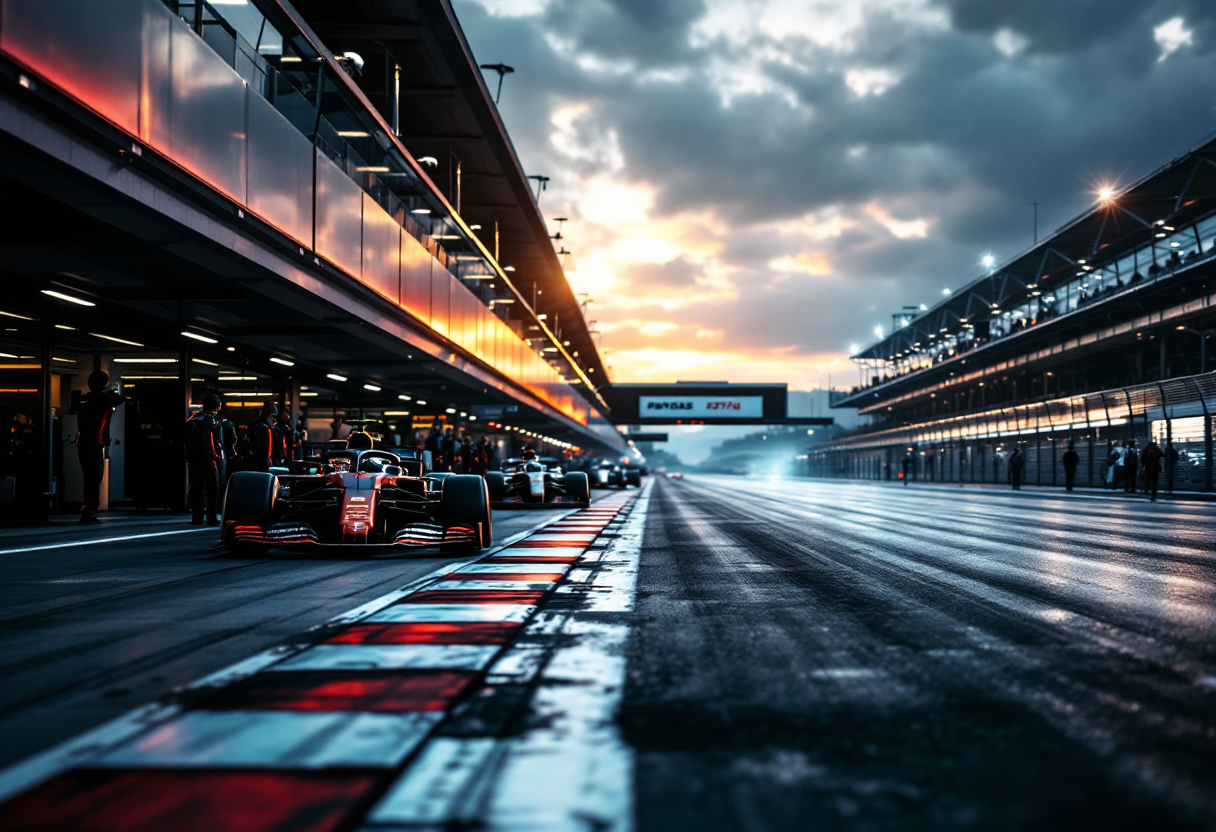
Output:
[0, 507, 582, 804]
[0, 527, 212, 556]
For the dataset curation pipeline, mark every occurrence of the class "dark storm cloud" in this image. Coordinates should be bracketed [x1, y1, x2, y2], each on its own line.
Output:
[541, 0, 707, 67]
[452, 0, 1216, 368]
[937, 0, 1216, 53]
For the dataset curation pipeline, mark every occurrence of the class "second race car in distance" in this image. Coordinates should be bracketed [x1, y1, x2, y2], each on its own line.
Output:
[590, 459, 641, 489]
[486, 450, 590, 507]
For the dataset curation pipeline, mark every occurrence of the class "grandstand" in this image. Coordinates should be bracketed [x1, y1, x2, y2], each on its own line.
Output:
[817, 132, 1216, 491]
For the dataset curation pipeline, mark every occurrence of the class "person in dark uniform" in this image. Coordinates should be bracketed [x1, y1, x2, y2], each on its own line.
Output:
[471, 436, 490, 476]
[1062, 442, 1079, 492]
[217, 407, 238, 505]
[479, 436, 496, 473]
[184, 395, 222, 525]
[1009, 447, 1025, 490]
[1140, 439, 1163, 502]
[1164, 439, 1179, 495]
[68, 370, 124, 523]
[901, 453, 912, 486]
[249, 404, 276, 473]
[271, 410, 293, 466]
[439, 426, 456, 472]
[423, 428, 440, 472]
[1123, 440, 1139, 494]
[458, 429, 475, 475]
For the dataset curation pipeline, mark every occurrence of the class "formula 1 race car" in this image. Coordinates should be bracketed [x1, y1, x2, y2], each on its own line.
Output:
[221, 449, 491, 553]
[590, 460, 641, 489]
[485, 454, 590, 507]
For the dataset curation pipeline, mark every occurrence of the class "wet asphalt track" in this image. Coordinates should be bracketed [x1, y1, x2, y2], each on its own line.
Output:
[623, 476, 1216, 832]
[0, 506, 571, 768]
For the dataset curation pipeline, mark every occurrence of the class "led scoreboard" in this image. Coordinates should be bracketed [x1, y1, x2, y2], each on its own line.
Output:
[604, 383, 791, 425]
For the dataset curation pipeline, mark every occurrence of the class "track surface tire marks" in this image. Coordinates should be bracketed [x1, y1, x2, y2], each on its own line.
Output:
[621, 477, 1215, 832]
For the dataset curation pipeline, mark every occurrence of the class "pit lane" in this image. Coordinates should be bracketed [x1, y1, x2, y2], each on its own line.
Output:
[0, 504, 592, 768]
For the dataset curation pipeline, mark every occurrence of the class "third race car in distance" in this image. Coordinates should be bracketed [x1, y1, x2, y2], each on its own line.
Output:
[486, 450, 590, 507]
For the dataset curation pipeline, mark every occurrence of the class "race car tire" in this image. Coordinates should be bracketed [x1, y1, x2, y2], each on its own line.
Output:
[565, 471, 591, 505]
[441, 474, 492, 550]
[485, 471, 506, 503]
[221, 471, 277, 552]
[625, 469, 642, 487]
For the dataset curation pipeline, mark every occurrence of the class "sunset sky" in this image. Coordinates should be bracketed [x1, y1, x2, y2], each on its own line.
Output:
[453, 0, 1216, 391]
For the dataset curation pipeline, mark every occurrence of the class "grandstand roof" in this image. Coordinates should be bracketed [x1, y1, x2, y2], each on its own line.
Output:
[852, 131, 1216, 364]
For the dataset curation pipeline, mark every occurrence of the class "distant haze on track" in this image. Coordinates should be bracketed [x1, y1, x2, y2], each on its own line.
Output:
[455, 0, 1216, 389]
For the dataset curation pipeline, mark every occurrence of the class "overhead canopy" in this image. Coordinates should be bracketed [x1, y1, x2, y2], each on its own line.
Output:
[286, 0, 609, 391]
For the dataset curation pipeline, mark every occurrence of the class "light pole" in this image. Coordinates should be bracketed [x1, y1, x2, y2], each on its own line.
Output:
[478, 63, 514, 104]
[527, 175, 550, 203]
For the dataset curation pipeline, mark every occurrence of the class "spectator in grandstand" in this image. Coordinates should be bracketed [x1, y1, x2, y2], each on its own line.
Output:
[1114, 276, 1124, 291]
[1062, 442, 1079, 492]
[1141, 439, 1163, 501]
[1164, 439, 1180, 495]
[1185, 249, 1200, 262]
[1168, 250, 1183, 270]
[1123, 439, 1139, 494]
[1009, 447, 1025, 490]
[1145, 263, 1159, 279]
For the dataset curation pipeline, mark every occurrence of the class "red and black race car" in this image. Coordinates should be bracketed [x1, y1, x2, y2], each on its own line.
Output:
[220, 449, 491, 553]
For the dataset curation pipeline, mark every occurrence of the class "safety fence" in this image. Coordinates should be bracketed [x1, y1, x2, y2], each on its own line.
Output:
[806, 371, 1216, 491]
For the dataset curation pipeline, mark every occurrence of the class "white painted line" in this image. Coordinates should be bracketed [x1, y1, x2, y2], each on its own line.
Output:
[481, 483, 648, 832]
[371, 738, 502, 825]
[0, 527, 211, 556]
[0, 702, 183, 804]
[457, 563, 568, 575]
[491, 545, 585, 556]
[484, 644, 549, 685]
[182, 646, 309, 691]
[271, 644, 499, 672]
[96, 711, 442, 768]
[426, 579, 556, 592]
[528, 533, 597, 542]
[367, 604, 535, 624]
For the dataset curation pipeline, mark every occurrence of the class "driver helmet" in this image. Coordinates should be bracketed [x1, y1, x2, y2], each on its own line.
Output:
[346, 430, 374, 450]
[521, 449, 537, 461]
